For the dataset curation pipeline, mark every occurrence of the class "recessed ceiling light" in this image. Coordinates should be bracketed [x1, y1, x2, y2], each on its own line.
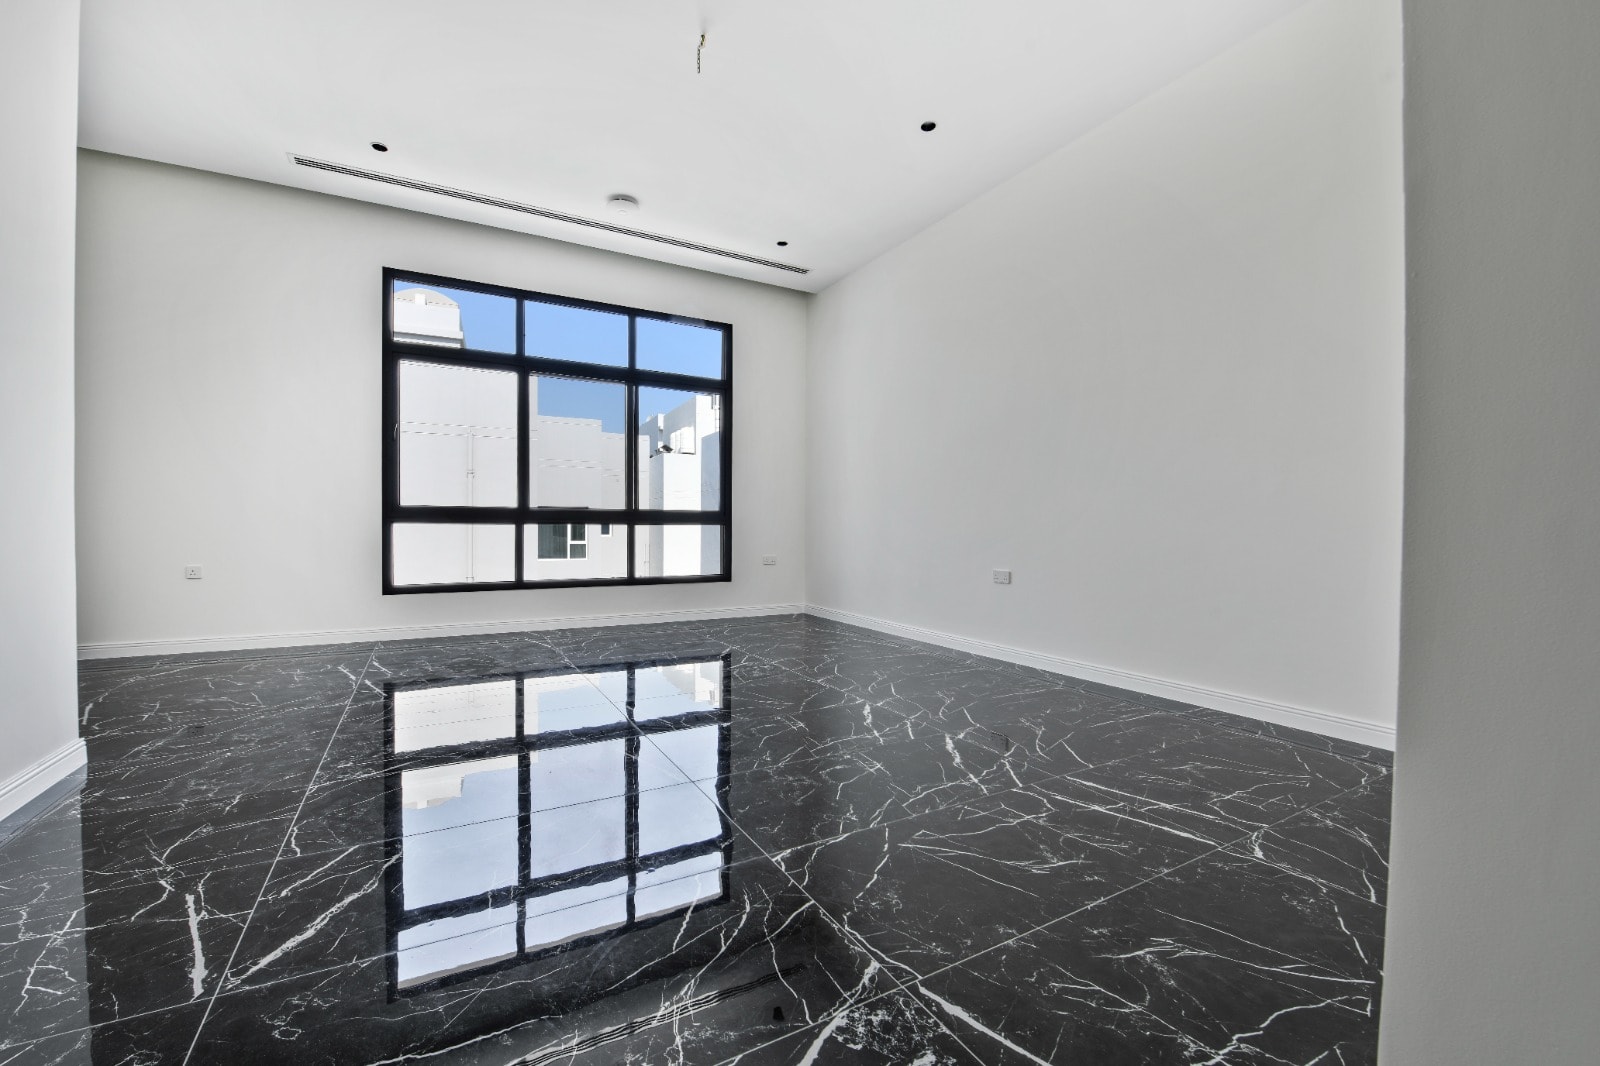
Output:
[607, 194, 640, 215]
[920, 121, 937, 132]
[776, 241, 789, 247]
[370, 142, 389, 152]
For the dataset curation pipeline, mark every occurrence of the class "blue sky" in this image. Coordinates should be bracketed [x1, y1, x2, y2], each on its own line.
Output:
[637, 317, 722, 378]
[394, 281, 724, 379]
[526, 301, 628, 366]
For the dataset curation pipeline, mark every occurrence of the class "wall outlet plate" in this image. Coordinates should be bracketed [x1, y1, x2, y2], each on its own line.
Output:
[992, 569, 1012, 584]
[762, 555, 778, 566]
[184, 565, 203, 580]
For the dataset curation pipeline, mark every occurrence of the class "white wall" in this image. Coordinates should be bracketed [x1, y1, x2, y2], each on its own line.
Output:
[75, 152, 807, 652]
[0, 0, 87, 817]
[1380, 3, 1600, 1062]
[807, 0, 1403, 741]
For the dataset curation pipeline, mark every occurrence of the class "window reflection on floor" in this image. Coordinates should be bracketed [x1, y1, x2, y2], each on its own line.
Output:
[383, 656, 732, 993]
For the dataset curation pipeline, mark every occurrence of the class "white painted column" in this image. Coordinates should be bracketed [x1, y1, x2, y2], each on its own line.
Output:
[1382, 2, 1600, 1061]
[0, 0, 86, 818]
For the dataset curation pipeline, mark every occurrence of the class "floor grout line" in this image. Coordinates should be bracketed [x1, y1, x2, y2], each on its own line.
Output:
[178, 645, 380, 1065]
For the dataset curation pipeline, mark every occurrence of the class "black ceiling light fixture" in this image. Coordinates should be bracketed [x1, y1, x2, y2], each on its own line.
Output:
[370, 141, 389, 152]
[920, 121, 937, 132]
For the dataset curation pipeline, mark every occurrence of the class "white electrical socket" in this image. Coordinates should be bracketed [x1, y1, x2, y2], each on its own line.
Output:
[992, 569, 1012, 585]
[761, 555, 778, 566]
[184, 565, 203, 580]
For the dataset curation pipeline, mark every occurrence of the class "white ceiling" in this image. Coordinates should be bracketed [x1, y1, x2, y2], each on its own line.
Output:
[79, 0, 1307, 293]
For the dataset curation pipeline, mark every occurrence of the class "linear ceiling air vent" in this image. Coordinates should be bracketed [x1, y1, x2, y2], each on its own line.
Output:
[290, 155, 808, 275]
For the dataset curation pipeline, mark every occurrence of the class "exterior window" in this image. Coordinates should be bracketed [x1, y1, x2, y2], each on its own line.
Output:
[383, 270, 731, 592]
[536, 523, 588, 560]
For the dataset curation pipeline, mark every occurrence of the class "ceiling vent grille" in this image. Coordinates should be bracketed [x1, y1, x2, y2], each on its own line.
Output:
[290, 155, 808, 275]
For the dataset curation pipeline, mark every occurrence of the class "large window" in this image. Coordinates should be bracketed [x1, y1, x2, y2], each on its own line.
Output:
[383, 269, 731, 593]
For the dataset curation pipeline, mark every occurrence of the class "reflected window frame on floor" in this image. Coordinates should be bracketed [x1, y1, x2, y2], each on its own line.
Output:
[382, 268, 733, 594]
[381, 653, 734, 998]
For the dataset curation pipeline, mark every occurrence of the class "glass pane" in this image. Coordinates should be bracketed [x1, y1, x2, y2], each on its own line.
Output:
[392, 524, 514, 586]
[399, 361, 517, 507]
[638, 782, 721, 854]
[637, 388, 721, 511]
[524, 524, 626, 582]
[397, 905, 517, 988]
[644, 723, 720, 783]
[633, 661, 723, 719]
[392, 679, 516, 752]
[636, 317, 724, 379]
[528, 796, 625, 877]
[527, 737, 625, 812]
[635, 851, 724, 921]
[524, 672, 623, 733]
[637, 525, 723, 578]
[524, 300, 628, 367]
[563, 668, 629, 708]
[525, 878, 628, 951]
[400, 755, 519, 907]
[537, 523, 566, 558]
[530, 376, 626, 508]
[392, 280, 515, 353]
[401, 755, 519, 834]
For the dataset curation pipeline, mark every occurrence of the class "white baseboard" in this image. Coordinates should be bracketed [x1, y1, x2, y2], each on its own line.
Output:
[0, 739, 87, 824]
[78, 603, 806, 661]
[75, 600, 1393, 751]
[806, 605, 1396, 751]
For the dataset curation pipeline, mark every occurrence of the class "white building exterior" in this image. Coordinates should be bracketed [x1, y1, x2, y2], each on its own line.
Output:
[525, 376, 627, 581]
[636, 394, 722, 578]
[392, 287, 466, 347]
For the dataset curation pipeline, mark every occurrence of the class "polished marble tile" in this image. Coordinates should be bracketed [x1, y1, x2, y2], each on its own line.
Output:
[915, 832, 1386, 1065]
[365, 639, 573, 688]
[0, 796, 86, 880]
[77, 726, 336, 815]
[776, 778, 1221, 977]
[1227, 777, 1393, 907]
[700, 988, 985, 1066]
[710, 752, 923, 858]
[1064, 731, 1390, 847]
[0, 808, 273, 1049]
[0, 896, 89, 1052]
[78, 653, 372, 728]
[954, 690, 1226, 769]
[77, 860, 267, 1023]
[77, 787, 305, 877]
[2, 1001, 213, 1065]
[1181, 705, 1395, 768]
[191, 861, 886, 1066]
[662, 708, 1092, 862]
[0, 615, 1390, 1064]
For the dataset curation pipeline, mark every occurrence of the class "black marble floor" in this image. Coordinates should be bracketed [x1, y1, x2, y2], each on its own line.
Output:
[0, 614, 1391, 1064]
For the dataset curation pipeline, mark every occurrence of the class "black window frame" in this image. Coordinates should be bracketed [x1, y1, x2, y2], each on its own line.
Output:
[382, 267, 733, 594]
